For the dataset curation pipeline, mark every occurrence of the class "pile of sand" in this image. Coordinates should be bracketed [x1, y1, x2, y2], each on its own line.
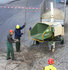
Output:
[42, 9, 64, 20]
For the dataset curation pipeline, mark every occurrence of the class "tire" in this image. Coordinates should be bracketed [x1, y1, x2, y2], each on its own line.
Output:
[60, 40, 64, 44]
[60, 36, 64, 44]
[36, 41, 39, 45]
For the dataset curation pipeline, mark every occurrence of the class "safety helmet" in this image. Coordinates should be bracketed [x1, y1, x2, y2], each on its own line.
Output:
[9, 29, 14, 33]
[48, 58, 54, 65]
[16, 25, 20, 29]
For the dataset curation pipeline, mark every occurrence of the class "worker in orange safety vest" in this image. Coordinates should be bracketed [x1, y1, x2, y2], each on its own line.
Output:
[43, 58, 57, 70]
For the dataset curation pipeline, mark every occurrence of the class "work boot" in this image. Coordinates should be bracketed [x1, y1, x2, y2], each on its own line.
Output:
[7, 57, 11, 60]
[12, 58, 14, 60]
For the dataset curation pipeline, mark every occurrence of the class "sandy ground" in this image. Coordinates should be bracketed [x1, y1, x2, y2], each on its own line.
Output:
[0, 0, 68, 70]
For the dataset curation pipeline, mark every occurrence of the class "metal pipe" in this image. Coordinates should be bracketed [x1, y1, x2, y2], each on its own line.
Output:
[64, 0, 66, 24]
[24, 0, 28, 45]
[50, 2, 54, 22]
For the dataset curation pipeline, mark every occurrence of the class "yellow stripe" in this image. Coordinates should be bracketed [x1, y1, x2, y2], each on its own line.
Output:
[28, 29, 31, 39]
[42, 32, 45, 40]
[32, 38, 44, 42]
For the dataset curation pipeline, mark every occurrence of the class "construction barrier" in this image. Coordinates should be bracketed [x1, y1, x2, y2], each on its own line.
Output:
[0, 6, 40, 9]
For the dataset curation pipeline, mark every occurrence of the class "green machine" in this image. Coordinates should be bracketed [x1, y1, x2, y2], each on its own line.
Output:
[28, 22, 64, 52]
[28, 2, 64, 52]
[30, 23, 52, 41]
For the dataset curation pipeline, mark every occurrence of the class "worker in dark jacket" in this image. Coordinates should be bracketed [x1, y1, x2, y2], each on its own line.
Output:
[14, 24, 25, 52]
[7, 29, 18, 60]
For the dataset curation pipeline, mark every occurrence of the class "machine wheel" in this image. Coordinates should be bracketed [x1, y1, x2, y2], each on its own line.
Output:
[36, 41, 39, 45]
[60, 36, 64, 44]
[60, 40, 64, 44]
[32, 40, 36, 45]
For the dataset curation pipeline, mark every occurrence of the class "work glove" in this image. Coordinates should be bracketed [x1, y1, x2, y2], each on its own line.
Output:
[15, 39, 19, 42]
[23, 25, 25, 27]
[29, 27, 31, 31]
[42, 67, 45, 70]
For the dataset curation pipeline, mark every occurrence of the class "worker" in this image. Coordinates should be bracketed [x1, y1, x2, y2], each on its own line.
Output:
[43, 58, 57, 70]
[7, 29, 18, 60]
[14, 24, 25, 52]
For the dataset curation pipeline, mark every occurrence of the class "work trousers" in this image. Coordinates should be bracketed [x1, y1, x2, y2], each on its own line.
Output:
[7, 42, 14, 60]
[16, 38, 20, 52]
